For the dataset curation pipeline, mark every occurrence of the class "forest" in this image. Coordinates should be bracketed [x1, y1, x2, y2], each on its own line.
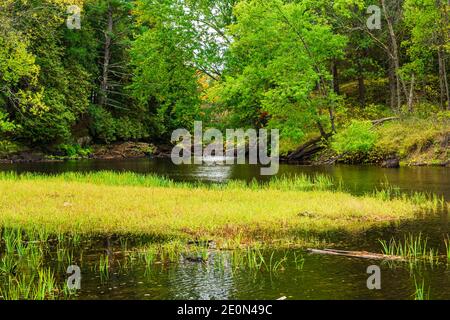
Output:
[1, 0, 450, 302]
[0, 0, 449, 165]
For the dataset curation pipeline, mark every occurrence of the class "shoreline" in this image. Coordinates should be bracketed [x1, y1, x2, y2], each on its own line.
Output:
[1, 147, 448, 168]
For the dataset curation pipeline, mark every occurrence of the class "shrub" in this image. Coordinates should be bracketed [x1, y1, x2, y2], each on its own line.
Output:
[115, 116, 149, 141]
[0, 111, 17, 136]
[332, 120, 377, 155]
[88, 105, 116, 144]
[58, 144, 92, 158]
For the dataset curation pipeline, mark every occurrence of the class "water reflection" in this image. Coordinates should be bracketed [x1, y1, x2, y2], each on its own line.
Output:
[1, 158, 449, 199]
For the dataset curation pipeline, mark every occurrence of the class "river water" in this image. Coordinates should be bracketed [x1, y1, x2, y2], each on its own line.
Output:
[1, 158, 449, 199]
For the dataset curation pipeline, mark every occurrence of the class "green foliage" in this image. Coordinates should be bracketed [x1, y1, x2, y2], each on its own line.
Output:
[115, 117, 149, 141]
[0, 111, 17, 136]
[210, 0, 347, 133]
[0, 0, 447, 155]
[88, 105, 117, 144]
[58, 144, 92, 159]
[332, 120, 377, 154]
[88, 105, 150, 144]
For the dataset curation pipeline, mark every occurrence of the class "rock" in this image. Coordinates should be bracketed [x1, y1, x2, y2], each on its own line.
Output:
[77, 136, 92, 147]
[381, 157, 400, 168]
[152, 144, 173, 158]
[91, 142, 154, 160]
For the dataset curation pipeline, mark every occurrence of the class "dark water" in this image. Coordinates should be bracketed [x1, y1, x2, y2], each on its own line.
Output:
[1, 158, 449, 199]
[1, 158, 449, 300]
[40, 242, 450, 300]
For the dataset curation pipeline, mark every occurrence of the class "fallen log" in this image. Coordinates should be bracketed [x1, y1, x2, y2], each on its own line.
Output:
[372, 117, 399, 126]
[307, 248, 406, 261]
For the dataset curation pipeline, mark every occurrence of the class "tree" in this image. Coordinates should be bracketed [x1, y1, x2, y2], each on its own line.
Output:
[210, 0, 347, 141]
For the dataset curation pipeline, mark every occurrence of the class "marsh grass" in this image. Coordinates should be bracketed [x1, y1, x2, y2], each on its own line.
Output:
[0, 171, 442, 247]
[0, 171, 337, 192]
[379, 233, 439, 263]
[98, 254, 110, 280]
[0, 269, 60, 300]
[372, 183, 445, 212]
[413, 277, 430, 300]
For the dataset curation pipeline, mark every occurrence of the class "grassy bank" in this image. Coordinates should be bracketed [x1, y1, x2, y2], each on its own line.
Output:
[0, 172, 445, 248]
[373, 117, 449, 166]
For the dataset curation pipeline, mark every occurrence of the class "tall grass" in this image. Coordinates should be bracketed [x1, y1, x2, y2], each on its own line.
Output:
[413, 277, 430, 300]
[379, 233, 438, 262]
[0, 171, 338, 192]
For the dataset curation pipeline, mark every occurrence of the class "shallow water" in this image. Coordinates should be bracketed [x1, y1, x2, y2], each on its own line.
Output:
[0, 158, 449, 300]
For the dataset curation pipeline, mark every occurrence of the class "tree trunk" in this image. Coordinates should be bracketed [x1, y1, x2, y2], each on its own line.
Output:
[381, 0, 408, 110]
[388, 54, 397, 109]
[99, 4, 113, 107]
[407, 74, 415, 112]
[357, 60, 366, 107]
[332, 60, 340, 95]
[437, 0, 450, 110]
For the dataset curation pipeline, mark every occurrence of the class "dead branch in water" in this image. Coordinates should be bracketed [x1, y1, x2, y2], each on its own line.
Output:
[307, 248, 406, 261]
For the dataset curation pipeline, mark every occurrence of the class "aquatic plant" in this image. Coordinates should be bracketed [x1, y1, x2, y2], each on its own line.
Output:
[0, 269, 59, 300]
[97, 254, 110, 281]
[379, 233, 438, 262]
[0, 255, 18, 275]
[293, 252, 305, 270]
[413, 277, 430, 300]
[444, 236, 450, 262]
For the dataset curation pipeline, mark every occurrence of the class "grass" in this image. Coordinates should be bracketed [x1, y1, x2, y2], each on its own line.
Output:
[379, 233, 439, 263]
[374, 116, 450, 165]
[444, 236, 450, 262]
[413, 277, 430, 300]
[0, 171, 444, 247]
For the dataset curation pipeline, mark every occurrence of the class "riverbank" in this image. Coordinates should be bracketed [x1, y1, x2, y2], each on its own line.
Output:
[285, 117, 450, 168]
[1, 116, 449, 167]
[0, 172, 445, 248]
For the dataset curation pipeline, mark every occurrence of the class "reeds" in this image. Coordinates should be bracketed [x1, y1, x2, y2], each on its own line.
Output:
[379, 233, 438, 263]
[413, 277, 430, 300]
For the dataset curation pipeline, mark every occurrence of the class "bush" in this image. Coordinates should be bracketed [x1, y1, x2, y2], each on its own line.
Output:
[115, 116, 149, 141]
[0, 111, 17, 136]
[88, 105, 117, 144]
[89, 106, 150, 143]
[58, 144, 92, 159]
[332, 120, 377, 155]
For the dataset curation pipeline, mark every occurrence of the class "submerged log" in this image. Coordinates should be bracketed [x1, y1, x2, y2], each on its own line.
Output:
[307, 248, 406, 261]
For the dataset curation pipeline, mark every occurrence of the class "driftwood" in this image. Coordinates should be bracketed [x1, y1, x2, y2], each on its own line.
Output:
[287, 133, 332, 163]
[286, 117, 400, 164]
[307, 248, 406, 261]
[372, 117, 399, 126]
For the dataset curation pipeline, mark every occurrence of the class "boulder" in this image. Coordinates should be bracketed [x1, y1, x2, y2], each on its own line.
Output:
[381, 157, 400, 168]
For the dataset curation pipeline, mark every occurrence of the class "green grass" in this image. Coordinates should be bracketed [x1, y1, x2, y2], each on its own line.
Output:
[0, 171, 445, 247]
[413, 277, 430, 300]
[373, 117, 449, 164]
[379, 233, 439, 263]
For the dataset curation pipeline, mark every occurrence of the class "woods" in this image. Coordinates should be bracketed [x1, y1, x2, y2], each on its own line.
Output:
[0, 0, 448, 162]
